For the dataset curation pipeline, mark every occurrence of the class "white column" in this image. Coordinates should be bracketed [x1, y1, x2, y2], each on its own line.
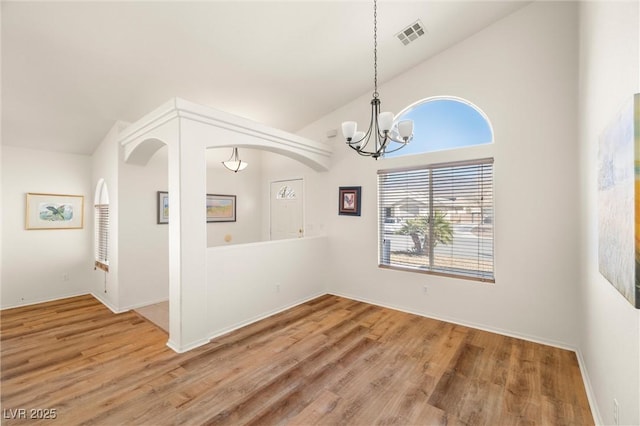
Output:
[168, 120, 209, 351]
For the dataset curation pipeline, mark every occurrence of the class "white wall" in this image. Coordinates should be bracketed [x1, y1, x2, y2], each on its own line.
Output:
[1, 146, 92, 308]
[578, 2, 640, 425]
[90, 122, 124, 311]
[206, 236, 328, 338]
[118, 144, 169, 309]
[206, 147, 264, 247]
[298, 2, 581, 347]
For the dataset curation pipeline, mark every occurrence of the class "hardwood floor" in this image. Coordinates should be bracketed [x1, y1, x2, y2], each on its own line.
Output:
[0, 294, 593, 425]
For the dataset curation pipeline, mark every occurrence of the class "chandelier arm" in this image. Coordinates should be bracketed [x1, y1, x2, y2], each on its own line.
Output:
[347, 99, 377, 151]
[370, 97, 382, 155]
[383, 133, 413, 146]
[380, 140, 411, 154]
[349, 145, 376, 157]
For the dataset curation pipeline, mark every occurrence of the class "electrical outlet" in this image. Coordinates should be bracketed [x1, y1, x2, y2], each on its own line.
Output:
[422, 285, 428, 295]
[63, 273, 70, 282]
[613, 398, 619, 426]
[276, 284, 281, 293]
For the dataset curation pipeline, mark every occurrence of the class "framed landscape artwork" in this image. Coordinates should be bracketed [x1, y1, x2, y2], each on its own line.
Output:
[338, 186, 361, 216]
[26, 193, 84, 230]
[597, 93, 640, 308]
[158, 192, 236, 223]
[207, 194, 236, 222]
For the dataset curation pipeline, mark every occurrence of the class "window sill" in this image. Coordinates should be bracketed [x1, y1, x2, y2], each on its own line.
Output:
[378, 263, 495, 284]
[95, 261, 109, 273]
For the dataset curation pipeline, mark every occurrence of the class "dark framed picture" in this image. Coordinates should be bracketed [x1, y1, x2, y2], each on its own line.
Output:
[338, 186, 361, 216]
[206, 194, 236, 222]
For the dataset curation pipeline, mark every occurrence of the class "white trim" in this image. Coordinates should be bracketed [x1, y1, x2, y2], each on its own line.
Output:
[394, 95, 495, 144]
[575, 349, 604, 426]
[0, 291, 90, 310]
[91, 292, 123, 314]
[119, 297, 169, 312]
[166, 337, 210, 354]
[207, 234, 326, 252]
[331, 290, 576, 350]
[119, 97, 332, 170]
[206, 292, 326, 343]
[118, 98, 179, 146]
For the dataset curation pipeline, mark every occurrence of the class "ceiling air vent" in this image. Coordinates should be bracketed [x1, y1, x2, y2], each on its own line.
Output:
[396, 20, 425, 46]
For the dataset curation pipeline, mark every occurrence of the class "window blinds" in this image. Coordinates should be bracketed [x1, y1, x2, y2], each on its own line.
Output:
[94, 204, 109, 272]
[378, 158, 494, 282]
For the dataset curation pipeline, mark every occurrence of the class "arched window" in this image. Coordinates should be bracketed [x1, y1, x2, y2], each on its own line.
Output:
[378, 97, 495, 282]
[384, 97, 493, 158]
[94, 179, 110, 272]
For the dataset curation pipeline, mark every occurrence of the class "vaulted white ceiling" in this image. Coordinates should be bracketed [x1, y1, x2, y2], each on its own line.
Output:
[2, 1, 530, 155]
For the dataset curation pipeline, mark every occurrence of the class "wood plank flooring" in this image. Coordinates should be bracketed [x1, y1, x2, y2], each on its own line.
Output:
[0, 294, 593, 425]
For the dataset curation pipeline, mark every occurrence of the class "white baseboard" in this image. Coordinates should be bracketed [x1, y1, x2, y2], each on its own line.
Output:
[90, 292, 123, 314]
[330, 290, 575, 350]
[205, 292, 326, 343]
[575, 349, 604, 425]
[120, 297, 169, 312]
[90, 294, 169, 315]
[1, 291, 89, 310]
[167, 337, 210, 354]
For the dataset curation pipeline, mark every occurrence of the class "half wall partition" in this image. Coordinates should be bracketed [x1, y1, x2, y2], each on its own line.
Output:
[119, 98, 332, 352]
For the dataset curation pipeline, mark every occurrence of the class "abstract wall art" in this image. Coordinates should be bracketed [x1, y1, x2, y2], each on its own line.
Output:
[598, 93, 640, 308]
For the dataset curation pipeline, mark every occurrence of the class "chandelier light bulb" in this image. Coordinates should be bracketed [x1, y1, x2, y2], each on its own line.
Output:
[342, 121, 358, 140]
[378, 112, 394, 132]
[398, 120, 414, 140]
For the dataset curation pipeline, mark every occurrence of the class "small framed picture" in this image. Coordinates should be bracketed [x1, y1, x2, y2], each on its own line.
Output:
[26, 193, 84, 230]
[207, 194, 236, 223]
[338, 186, 361, 216]
[157, 191, 169, 224]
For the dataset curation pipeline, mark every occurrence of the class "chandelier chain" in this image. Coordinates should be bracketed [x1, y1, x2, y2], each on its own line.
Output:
[373, 0, 378, 98]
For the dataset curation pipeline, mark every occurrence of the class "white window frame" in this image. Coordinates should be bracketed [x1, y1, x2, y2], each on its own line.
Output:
[378, 158, 494, 282]
[94, 179, 110, 272]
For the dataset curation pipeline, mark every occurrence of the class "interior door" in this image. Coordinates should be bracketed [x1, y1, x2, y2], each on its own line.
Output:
[270, 179, 303, 240]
